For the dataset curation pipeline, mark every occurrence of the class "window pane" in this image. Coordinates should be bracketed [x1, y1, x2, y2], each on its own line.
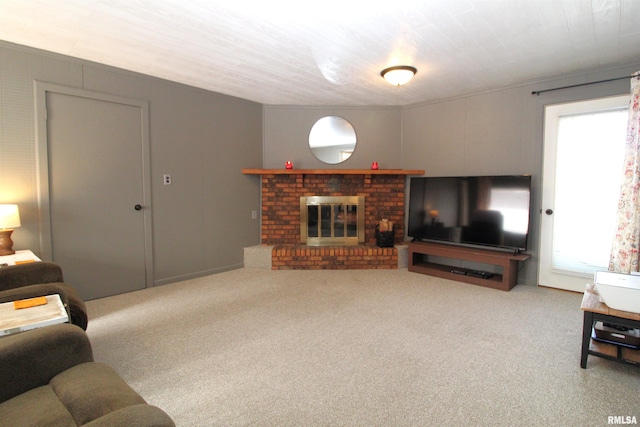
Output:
[333, 205, 345, 237]
[552, 109, 627, 275]
[321, 205, 331, 237]
[307, 206, 318, 238]
[347, 205, 358, 237]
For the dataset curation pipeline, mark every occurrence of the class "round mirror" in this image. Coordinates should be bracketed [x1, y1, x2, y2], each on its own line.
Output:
[308, 116, 357, 164]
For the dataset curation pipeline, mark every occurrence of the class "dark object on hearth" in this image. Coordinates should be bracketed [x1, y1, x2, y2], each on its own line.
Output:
[375, 225, 395, 248]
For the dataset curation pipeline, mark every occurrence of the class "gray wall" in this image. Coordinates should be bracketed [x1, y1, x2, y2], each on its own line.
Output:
[0, 41, 263, 286]
[263, 107, 402, 169]
[265, 62, 640, 286]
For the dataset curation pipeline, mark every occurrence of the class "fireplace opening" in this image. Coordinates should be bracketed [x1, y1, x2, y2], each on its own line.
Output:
[300, 196, 365, 246]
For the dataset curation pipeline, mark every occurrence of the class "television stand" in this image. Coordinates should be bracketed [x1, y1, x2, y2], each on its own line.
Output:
[408, 241, 530, 291]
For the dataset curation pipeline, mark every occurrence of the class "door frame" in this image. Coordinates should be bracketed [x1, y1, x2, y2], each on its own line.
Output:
[34, 82, 154, 289]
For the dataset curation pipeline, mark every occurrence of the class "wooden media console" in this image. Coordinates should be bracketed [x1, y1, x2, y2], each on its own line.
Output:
[408, 241, 530, 291]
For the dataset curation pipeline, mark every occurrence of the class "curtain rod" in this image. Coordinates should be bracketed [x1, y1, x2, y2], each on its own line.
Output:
[531, 75, 633, 96]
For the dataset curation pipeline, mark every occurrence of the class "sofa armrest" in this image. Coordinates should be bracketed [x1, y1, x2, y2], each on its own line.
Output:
[0, 323, 93, 403]
[82, 404, 176, 427]
[0, 262, 64, 291]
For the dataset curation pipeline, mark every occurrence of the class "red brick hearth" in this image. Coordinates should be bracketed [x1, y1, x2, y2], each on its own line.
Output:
[242, 169, 424, 269]
[271, 245, 398, 270]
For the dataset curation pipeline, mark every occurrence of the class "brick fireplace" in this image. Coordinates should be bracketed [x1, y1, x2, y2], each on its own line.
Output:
[242, 169, 424, 269]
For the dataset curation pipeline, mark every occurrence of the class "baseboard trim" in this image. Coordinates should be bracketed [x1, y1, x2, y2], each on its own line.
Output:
[153, 263, 244, 287]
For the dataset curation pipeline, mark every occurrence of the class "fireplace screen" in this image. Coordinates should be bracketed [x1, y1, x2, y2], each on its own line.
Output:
[300, 196, 365, 246]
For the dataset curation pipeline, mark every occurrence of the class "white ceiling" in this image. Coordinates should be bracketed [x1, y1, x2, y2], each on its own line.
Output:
[1, 0, 639, 106]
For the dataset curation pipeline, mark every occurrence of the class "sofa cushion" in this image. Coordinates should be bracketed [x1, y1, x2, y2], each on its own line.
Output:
[0, 324, 94, 404]
[0, 385, 77, 427]
[83, 404, 176, 427]
[50, 362, 146, 426]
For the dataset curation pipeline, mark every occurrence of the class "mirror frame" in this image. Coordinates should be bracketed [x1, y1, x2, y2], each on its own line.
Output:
[308, 116, 357, 164]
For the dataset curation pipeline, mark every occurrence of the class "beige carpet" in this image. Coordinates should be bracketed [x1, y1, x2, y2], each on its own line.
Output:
[85, 268, 639, 426]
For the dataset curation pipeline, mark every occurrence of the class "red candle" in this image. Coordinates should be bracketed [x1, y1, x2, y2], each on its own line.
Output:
[371, 162, 379, 170]
[285, 161, 293, 169]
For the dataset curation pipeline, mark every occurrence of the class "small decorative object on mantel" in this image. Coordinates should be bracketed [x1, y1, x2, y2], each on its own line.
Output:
[371, 162, 379, 170]
[285, 161, 293, 170]
[375, 219, 394, 247]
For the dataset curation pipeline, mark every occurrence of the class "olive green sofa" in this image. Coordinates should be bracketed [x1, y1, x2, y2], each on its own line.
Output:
[0, 323, 174, 426]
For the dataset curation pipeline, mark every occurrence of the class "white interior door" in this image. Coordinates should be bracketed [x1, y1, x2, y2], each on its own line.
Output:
[36, 84, 152, 300]
[539, 95, 629, 292]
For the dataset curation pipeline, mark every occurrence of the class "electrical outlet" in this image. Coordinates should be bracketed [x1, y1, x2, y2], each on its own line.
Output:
[163, 174, 172, 185]
[252, 210, 258, 220]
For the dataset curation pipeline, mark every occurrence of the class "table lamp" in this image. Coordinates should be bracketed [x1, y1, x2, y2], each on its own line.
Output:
[0, 204, 21, 256]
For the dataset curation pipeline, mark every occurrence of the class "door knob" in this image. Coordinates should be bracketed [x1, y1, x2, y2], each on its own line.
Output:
[134, 204, 143, 211]
[545, 209, 553, 215]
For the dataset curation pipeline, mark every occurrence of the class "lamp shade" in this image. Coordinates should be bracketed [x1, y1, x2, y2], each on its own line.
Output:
[0, 204, 21, 229]
[381, 66, 417, 86]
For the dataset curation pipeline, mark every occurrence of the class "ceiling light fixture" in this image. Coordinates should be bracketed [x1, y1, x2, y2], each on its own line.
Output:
[381, 66, 417, 86]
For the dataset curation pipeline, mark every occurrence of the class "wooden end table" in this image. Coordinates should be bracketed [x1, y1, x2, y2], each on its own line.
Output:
[0, 249, 41, 267]
[581, 283, 640, 368]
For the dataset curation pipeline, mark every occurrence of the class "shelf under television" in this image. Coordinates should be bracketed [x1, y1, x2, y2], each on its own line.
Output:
[407, 241, 530, 291]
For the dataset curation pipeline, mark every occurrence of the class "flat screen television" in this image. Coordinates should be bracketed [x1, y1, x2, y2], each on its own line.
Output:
[408, 175, 532, 253]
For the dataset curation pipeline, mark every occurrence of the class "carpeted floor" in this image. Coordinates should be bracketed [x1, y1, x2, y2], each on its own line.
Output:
[85, 268, 639, 426]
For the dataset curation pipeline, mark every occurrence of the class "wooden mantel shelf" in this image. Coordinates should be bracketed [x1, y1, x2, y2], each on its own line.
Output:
[242, 168, 424, 175]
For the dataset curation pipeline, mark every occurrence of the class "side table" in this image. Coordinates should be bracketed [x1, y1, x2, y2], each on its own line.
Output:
[0, 249, 41, 267]
[581, 283, 640, 368]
